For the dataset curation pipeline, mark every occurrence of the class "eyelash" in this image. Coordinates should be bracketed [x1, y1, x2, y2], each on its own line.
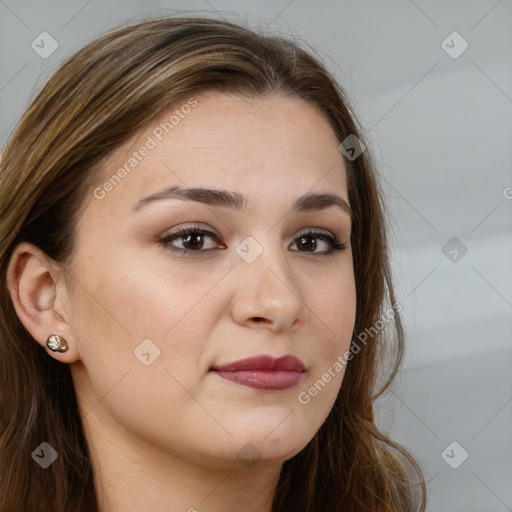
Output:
[158, 224, 349, 256]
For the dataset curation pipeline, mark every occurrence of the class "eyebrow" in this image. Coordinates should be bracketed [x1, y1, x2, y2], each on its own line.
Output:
[131, 185, 351, 217]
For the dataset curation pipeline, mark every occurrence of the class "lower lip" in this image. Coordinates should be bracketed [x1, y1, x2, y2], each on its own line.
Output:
[213, 370, 306, 390]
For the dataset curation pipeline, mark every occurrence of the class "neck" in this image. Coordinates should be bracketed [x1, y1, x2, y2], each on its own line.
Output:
[81, 406, 282, 512]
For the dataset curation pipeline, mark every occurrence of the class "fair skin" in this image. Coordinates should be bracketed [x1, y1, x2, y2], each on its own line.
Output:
[8, 91, 356, 512]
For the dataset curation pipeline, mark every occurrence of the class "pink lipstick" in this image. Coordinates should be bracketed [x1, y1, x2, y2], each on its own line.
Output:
[211, 355, 306, 391]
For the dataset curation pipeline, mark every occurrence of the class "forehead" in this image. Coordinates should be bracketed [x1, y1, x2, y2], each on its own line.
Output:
[86, 91, 348, 215]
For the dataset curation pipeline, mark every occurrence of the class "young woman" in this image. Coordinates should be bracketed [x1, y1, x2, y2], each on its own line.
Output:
[0, 16, 426, 511]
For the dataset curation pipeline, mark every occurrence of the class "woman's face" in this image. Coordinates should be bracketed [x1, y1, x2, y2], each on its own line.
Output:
[67, 91, 356, 468]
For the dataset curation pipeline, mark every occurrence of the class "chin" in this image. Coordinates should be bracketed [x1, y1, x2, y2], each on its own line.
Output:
[227, 422, 314, 468]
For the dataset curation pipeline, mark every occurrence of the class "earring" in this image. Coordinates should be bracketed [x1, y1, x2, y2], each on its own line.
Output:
[45, 334, 69, 353]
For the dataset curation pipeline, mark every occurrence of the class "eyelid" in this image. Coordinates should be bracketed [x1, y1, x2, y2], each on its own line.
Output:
[294, 227, 334, 238]
[162, 223, 222, 240]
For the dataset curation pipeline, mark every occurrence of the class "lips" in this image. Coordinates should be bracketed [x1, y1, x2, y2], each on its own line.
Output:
[211, 355, 306, 391]
[213, 355, 305, 372]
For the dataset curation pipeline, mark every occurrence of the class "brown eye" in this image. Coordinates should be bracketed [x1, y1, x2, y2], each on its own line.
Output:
[181, 233, 205, 250]
[290, 231, 348, 255]
[297, 236, 317, 252]
[159, 226, 226, 254]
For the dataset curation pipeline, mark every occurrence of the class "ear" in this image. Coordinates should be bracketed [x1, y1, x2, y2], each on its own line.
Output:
[6, 242, 80, 363]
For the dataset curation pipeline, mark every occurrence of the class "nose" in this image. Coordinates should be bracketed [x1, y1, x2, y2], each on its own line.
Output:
[229, 245, 308, 333]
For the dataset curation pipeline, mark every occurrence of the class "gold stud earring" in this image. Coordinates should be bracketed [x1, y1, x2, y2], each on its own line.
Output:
[45, 334, 68, 353]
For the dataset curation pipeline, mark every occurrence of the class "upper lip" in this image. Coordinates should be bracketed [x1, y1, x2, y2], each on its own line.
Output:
[212, 355, 306, 372]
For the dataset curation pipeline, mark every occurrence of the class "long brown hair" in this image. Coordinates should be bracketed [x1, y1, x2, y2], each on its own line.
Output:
[0, 16, 426, 511]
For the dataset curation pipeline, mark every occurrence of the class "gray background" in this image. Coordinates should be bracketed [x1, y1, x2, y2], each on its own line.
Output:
[1, 1, 511, 510]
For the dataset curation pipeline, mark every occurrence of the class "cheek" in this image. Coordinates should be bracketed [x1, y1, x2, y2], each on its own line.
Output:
[310, 266, 356, 346]
[68, 267, 217, 446]
[297, 267, 356, 413]
[72, 239, 220, 337]
[68, 245, 230, 402]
